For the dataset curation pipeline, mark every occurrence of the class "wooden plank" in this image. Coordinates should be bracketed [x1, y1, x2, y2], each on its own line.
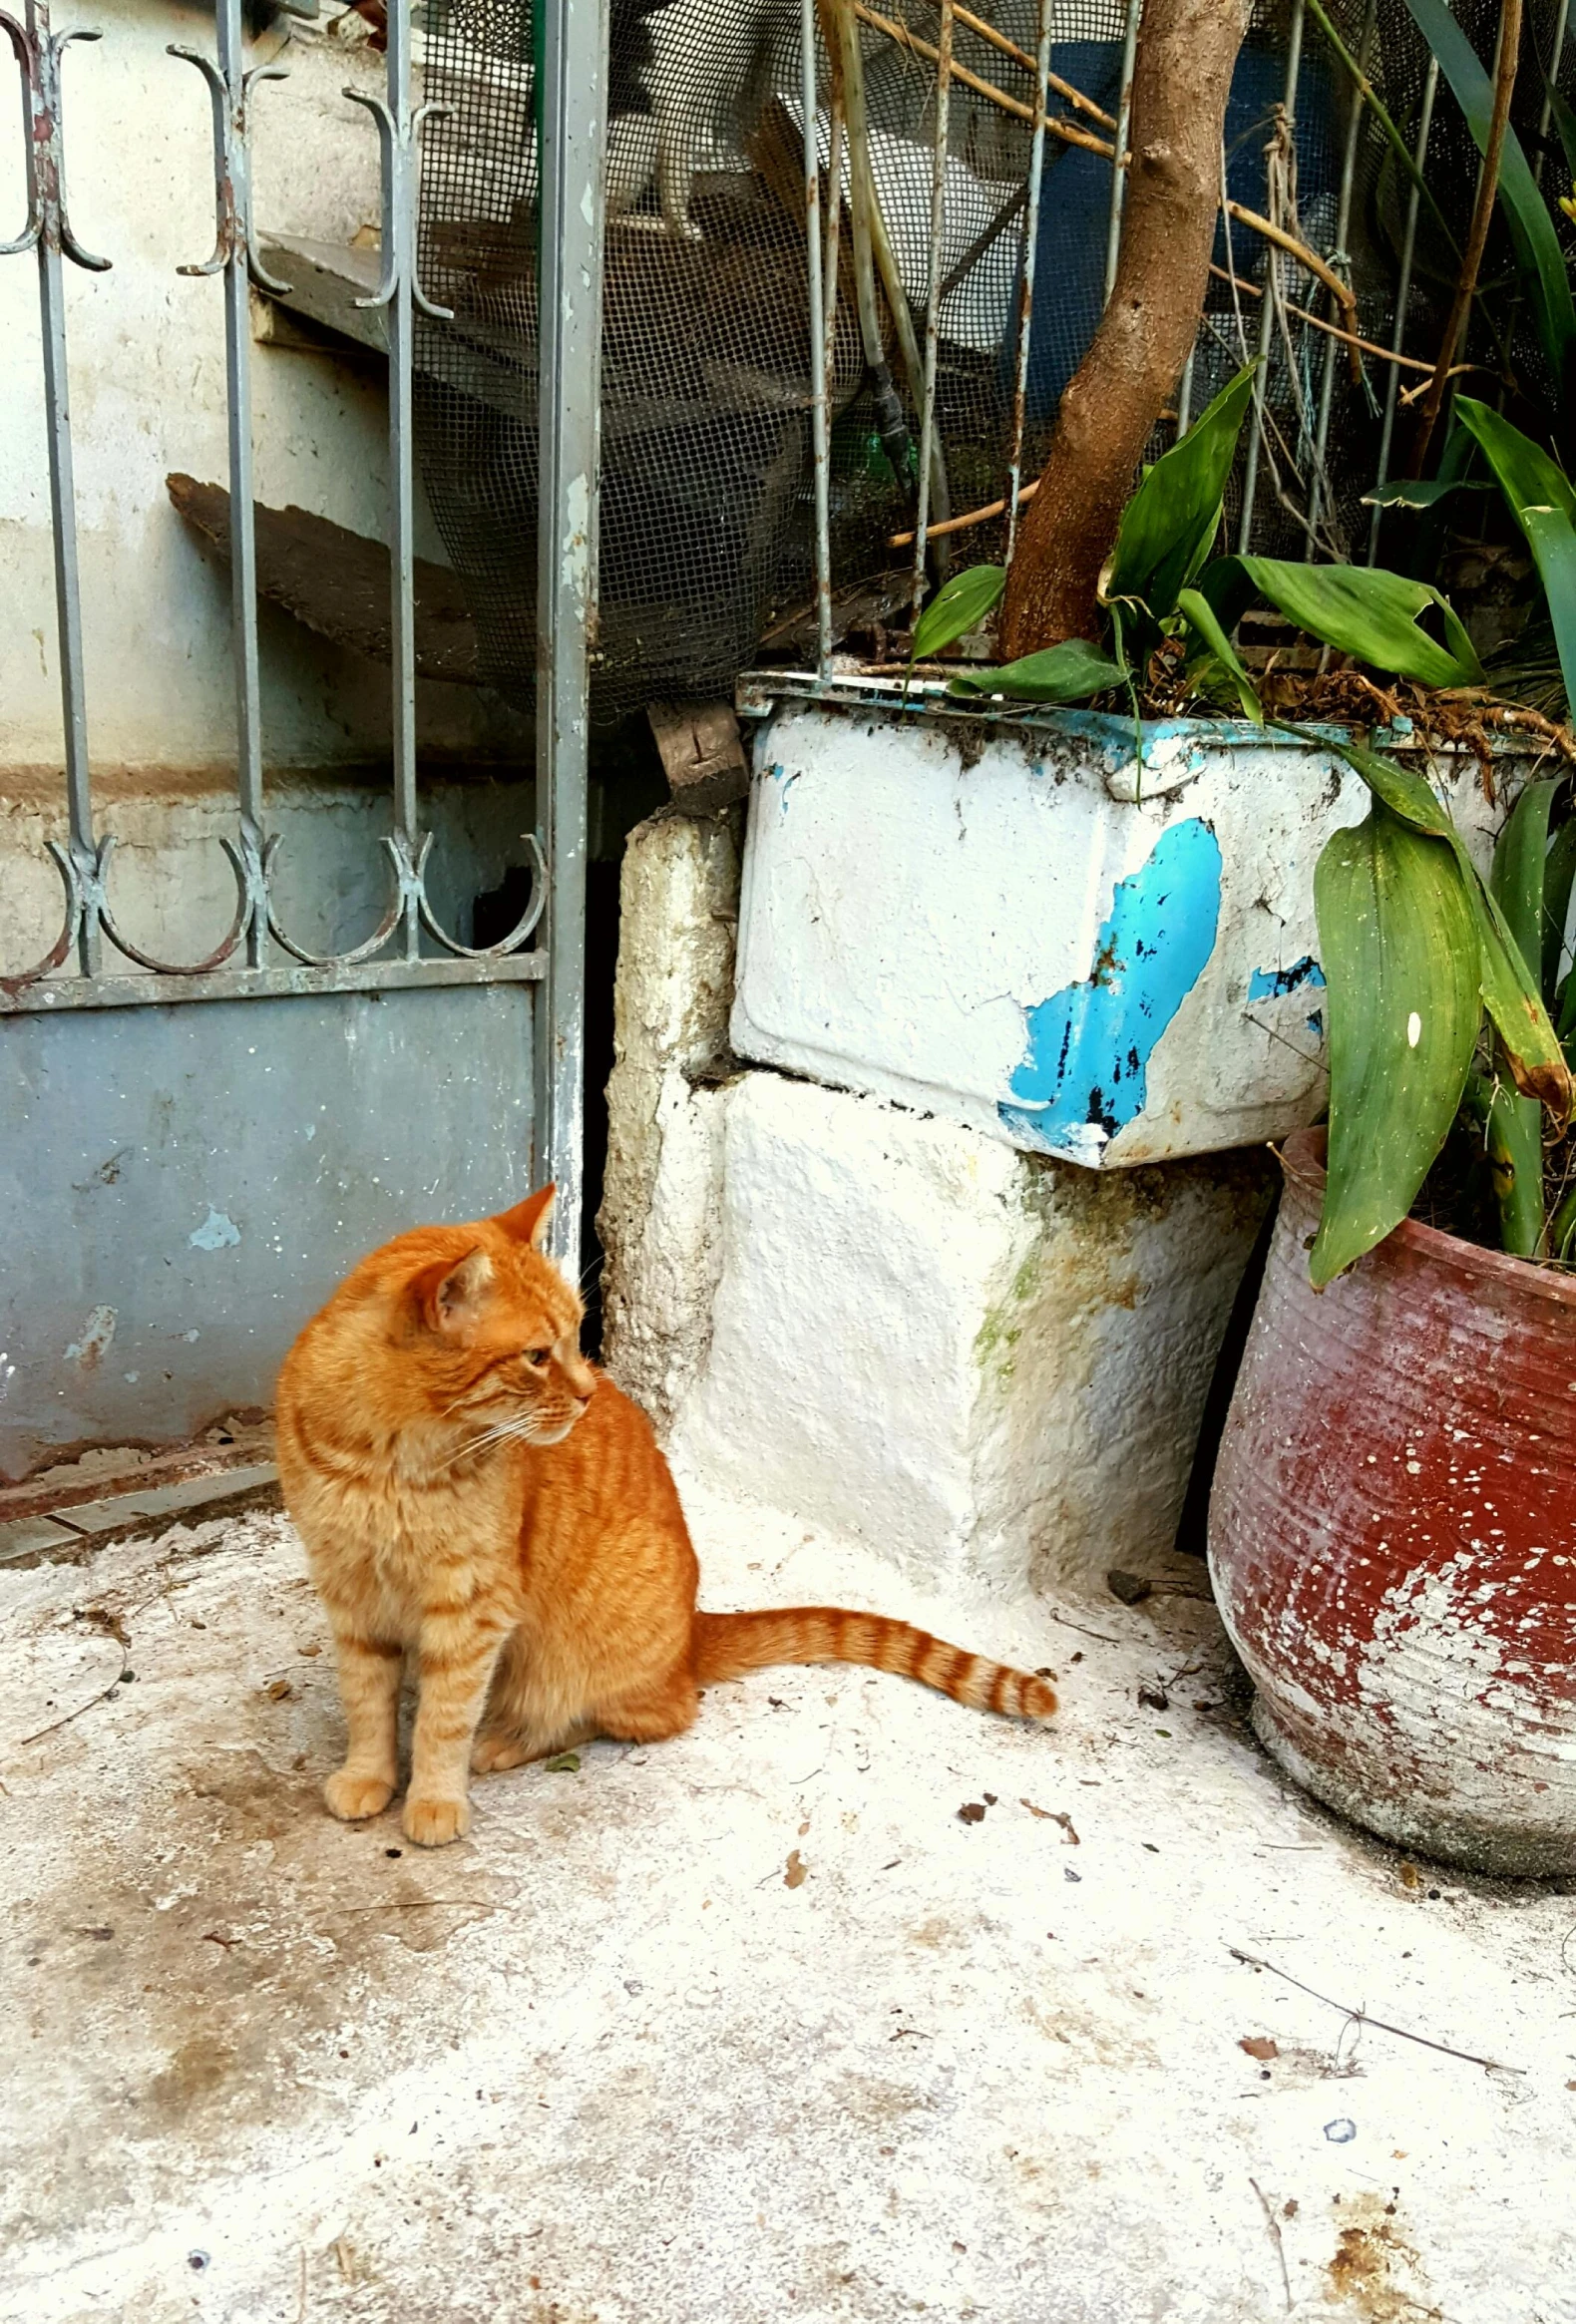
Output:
[167, 472, 480, 683]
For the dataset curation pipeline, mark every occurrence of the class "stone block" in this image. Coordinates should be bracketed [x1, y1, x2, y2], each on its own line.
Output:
[669, 1072, 1273, 1594]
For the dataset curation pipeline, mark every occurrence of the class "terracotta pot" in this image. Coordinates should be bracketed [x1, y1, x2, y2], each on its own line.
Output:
[1208, 1128, 1576, 1875]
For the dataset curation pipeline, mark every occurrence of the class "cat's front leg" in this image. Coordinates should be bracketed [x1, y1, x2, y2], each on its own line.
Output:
[404, 1603, 512, 1846]
[323, 1627, 403, 1821]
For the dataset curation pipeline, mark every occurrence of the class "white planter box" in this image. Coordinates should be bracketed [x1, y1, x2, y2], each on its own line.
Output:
[731, 682, 1506, 1169]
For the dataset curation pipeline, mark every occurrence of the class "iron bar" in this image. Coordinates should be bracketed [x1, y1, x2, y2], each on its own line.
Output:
[345, 4, 453, 965]
[801, 0, 833, 678]
[0, 0, 108, 975]
[1238, 0, 1306, 554]
[1005, 0, 1052, 566]
[1305, 0, 1376, 557]
[1368, 55, 1439, 561]
[170, 0, 290, 968]
[533, 0, 606, 1263]
[1102, 0, 1141, 300]
[0, 952, 547, 1017]
[911, 0, 953, 625]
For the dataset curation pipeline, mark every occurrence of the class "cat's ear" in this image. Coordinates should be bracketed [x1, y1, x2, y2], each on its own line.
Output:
[410, 1247, 495, 1339]
[493, 1184, 556, 1250]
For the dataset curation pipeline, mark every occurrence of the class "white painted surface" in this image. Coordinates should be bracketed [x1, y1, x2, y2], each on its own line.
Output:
[732, 702, 1508, 1169]
[598, 810, 741, 1434]
[0, 1, 505, 772]
[670, 1070, 1272, 1594]
[1, 1498, 1571, 2324]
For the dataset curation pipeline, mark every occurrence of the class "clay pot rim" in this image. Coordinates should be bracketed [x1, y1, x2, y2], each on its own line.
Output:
[1280, 1124, 1576, 1314]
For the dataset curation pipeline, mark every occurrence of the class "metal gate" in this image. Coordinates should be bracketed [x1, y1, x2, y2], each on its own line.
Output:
[0, 0, 601, 1480]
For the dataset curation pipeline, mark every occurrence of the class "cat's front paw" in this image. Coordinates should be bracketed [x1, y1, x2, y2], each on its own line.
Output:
[324, 1769, 395, 1822]
[403, 1792, 471, 1847]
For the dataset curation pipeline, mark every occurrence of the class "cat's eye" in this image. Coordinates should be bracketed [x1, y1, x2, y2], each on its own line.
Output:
[525, 1348, 553, 1366]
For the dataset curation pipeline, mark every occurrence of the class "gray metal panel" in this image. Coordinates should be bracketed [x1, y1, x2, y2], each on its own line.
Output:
[0, 983, 534, 1480]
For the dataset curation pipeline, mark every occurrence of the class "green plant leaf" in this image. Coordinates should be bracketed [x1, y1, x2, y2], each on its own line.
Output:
[545, 1751, 582, 1772]
[1176, 585, 1263, 721]
[1453, 396, 1576, 523]
[1543, 66, 1576, 184]
[1487, 777, 1559, 1257]
[948, 640, 1130, 702]
[1542, 818, 1576, 1004]
[1312, 803, 1482, 1286]
[1362, 475, 1491, 509]
[1279, 720, 1574, 1112]
[1491, 773, 1559, 970]
[1456, 396, 1576, 715]
[910, 565, 1005, 663]
[1401, 0, 1576, 385]
[1234, 557, 1484, 686]
[1102, 364, 1259, 621]
[1484, 1077, 1548, 1257]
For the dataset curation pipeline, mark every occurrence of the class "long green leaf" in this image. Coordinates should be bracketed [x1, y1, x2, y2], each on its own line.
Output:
[1542, 817, 1576, 1003]
[1487, 778, 1559, 1256]
[1401, 0, 1576, 384]
[1491, 773, 1559, 968]
[1454, 396, 1576, 523]
[1457, 400, 1576, 716]
[1312, 803, 1482, 1286]
[1102, 364, 1259, 621]
[1362, 475, 1491, 509]
[1176, 585, 1263, 722]
[1544, 68, 1576, 183]
[1279, 720, 1574, 1111]
[910, 565, 1005, 663]
[1484, 1079, 1548, 1257]
[1236, 557, 1484, 687]
[948, 640, 1129, 702]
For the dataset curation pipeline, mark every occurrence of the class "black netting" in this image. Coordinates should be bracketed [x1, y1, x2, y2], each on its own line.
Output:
[412, 0, 1576, 713]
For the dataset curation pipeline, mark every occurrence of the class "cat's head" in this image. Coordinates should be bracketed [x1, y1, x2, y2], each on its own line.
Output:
[323, 1185, 597, 1453]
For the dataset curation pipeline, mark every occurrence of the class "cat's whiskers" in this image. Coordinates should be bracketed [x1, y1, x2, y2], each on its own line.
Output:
[449, 1410, 547, 1465]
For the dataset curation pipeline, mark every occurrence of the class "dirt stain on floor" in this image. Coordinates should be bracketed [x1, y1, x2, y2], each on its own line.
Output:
[1325, 2191, 1436, 2321]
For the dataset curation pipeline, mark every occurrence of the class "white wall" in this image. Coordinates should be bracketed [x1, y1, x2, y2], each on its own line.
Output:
[0, 0, 511, 776]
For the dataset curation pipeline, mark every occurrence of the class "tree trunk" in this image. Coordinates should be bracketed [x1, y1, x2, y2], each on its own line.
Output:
[997, 0, 1253, 659]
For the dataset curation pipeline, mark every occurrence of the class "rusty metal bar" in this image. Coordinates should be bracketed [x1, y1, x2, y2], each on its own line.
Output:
[0, 0, 109, 976]
[1305, 0, 1375, 557]
[801, 0, 833, 678]
[170, 0, 290, 968]
[533, 0, 606, 1263]
[1237, 0, 1306, 554]
[1005, 0, 1052, 565]
[1368, 55, 1438, 561]
[911, 0, 954, 624]
[0, 952, 546, 1016]
[1102, 0, 1140, 300]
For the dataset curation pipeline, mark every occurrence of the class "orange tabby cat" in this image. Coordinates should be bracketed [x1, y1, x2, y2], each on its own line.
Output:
[275, 1185, 1057, 1846]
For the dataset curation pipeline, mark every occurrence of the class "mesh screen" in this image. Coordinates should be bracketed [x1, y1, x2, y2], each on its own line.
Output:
[413, 0, 1576, 715]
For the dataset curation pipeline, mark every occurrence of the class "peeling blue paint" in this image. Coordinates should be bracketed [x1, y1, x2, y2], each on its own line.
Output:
[1248, 956, 1326, 1001]
[998, 818, 1223, 1161]
[190, 1208, 241, 1252]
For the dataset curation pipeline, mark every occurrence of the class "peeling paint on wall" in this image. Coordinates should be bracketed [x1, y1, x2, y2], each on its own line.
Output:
[998, 819, 1223, 1164]
[189, 1209, 242, 1252]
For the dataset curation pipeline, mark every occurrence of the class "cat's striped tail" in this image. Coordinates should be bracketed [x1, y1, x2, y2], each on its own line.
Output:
[692, 1607, 1056, 1721]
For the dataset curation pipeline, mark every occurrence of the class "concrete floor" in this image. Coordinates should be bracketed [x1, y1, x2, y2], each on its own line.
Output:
[3, 1471, 1573, 2324]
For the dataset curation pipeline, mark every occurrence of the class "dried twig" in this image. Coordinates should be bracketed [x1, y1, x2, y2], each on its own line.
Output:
[12, 1610, 130, 1748]
[1045, 1608, 1122, 1647]
[1249, 2177, 1293, 2314]
[947, 0, 1118, 127]
[853, 2, 1111, 151]
[1229, 1947, 1525, 2074]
